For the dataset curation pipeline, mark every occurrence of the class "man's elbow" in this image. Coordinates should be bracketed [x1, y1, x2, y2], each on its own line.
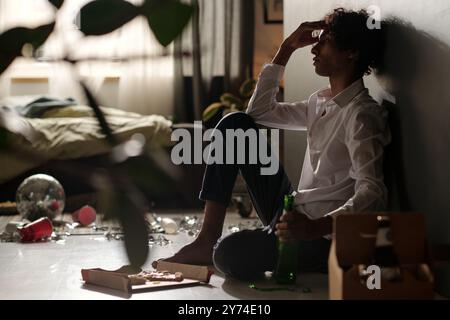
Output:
[356, 179, 388, 211]
[244, 104, 263, 120]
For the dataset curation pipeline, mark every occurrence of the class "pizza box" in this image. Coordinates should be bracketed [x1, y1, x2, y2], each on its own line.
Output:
[81, 261, 213, 293]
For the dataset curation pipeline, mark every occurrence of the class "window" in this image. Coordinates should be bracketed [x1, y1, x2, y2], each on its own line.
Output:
[0, 0, 170, 80]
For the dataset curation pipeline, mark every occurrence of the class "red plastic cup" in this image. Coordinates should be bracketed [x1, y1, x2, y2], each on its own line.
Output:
[17, 217, 53, 242]
[72, 205, 97, 226]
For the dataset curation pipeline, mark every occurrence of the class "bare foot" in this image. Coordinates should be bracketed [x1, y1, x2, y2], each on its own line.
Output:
[152, 238, 216, 268]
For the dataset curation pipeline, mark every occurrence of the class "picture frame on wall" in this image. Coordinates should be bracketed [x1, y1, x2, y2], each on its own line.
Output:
[264, 0, 283, 24]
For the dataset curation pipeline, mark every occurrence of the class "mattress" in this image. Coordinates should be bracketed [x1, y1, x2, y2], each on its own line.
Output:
[0, 105, 173, 184]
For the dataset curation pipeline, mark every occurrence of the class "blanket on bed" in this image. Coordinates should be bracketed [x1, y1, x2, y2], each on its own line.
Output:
[0, 105, 173, 184]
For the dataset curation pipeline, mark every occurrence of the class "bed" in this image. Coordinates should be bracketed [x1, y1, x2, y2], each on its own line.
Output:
[0, 96, 203, 211]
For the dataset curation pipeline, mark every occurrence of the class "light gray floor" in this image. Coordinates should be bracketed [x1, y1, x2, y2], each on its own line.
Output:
[0, 211, 329, 300]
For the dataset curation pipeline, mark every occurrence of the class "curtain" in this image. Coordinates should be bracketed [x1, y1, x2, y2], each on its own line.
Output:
[116, 11, 174, 116]
[173, 0, 255, 122]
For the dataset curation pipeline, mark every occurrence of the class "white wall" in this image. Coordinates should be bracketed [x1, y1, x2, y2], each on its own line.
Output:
[284, 0, 450, 296]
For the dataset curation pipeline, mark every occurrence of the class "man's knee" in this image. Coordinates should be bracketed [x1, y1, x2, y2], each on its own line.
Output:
[212, 233, 243, 278]
[212, 230, 276, 280]
[215, 112, 255, 131]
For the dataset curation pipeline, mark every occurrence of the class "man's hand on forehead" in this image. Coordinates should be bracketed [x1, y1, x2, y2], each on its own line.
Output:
[301, 20, 328, 39]
[317, 28, 331, 41]
[324, 14, 333, 25]
[276, 19, 329, 59]
[301, 20, 327, 31]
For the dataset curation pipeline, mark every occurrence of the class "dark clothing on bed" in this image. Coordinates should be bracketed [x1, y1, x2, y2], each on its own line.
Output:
[16, 97, 77, 118]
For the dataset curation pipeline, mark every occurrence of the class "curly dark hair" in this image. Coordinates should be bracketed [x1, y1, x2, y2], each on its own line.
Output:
[327, 7, 384, 76]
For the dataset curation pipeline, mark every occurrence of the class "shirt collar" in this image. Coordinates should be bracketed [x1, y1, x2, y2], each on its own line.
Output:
[317, 78, 366, 108]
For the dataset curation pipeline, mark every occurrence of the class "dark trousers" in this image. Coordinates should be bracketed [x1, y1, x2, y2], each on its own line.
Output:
[199, 112, 330, 280]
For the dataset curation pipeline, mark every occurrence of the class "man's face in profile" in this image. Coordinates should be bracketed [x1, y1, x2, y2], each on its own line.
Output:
[310, 20, 354, 77]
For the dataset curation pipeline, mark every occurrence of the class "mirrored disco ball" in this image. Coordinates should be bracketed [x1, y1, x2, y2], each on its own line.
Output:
[16, 174, 65, 221]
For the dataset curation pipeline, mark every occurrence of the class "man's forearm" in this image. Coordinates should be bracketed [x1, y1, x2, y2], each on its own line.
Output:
[272, 44, 296, 66]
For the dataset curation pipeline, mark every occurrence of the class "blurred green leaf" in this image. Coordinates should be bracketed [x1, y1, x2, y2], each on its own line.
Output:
[98, 184, 149, 268]
[48, 0, 64, 9]
[202, 102, 223, 122]
[29, 22, 56, 52]
[118, 156, 173, 197]
[240, 78, 257, 99]
[0, 23, 55, 75]
[116, 191, 149, 268]
[220, 93, 244, 109]
[0, 27, 29, 75]
[0, 128, 8, 149]
[142, 0, 193, 46]
[80, 81, 117, 146]
[79, 0, 140, 36]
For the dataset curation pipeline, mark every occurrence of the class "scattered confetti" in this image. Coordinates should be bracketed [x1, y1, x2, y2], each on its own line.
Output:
[149, 234, 172, 246]
[148, 214, 165, 233]
[227, 220, 264, 233]
[179, 216, 203, 237]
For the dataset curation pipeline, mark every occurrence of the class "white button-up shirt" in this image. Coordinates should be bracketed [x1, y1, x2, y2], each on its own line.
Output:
[246, 63, 391, 223]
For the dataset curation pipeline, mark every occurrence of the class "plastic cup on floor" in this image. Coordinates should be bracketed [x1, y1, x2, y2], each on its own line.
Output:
[72, 205, 97, 226]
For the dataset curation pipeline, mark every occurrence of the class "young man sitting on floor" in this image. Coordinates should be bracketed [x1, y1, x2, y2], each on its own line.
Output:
[156, 8, 390, 280]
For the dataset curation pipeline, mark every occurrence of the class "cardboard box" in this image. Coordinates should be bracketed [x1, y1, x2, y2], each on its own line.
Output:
[328, 212, 435, 299]
[81, 261, 213, 294]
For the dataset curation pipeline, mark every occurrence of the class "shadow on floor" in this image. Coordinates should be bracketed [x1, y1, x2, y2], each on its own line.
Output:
[219, 272, 307, 300]
[80, 284, 132, 299]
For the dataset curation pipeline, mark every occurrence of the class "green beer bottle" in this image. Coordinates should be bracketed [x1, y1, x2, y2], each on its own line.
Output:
[274, 193, 298, 284]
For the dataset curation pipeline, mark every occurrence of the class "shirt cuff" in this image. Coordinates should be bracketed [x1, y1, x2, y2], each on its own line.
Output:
[260, 63, 285, 82]
[324, 205, 351, 218]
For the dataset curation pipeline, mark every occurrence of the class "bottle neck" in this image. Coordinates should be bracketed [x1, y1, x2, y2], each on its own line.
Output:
[374, 216, 399, 267]
[375, 225, 392, 247]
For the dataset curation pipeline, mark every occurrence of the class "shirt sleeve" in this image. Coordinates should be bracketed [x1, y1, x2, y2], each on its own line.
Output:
[325, 105, 391, 217]
[245, 63, 308, 130]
